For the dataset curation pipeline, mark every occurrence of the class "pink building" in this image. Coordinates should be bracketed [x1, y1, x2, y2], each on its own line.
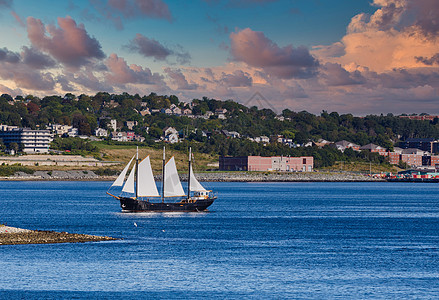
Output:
[219, 156, 314, 172]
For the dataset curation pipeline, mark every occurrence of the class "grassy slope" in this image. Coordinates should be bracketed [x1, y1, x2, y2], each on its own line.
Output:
[94, 142, 218, 173]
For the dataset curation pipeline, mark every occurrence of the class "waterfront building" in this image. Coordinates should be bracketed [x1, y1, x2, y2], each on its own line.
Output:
[0, 126, 52, 153]
[219, 156, 314, 172]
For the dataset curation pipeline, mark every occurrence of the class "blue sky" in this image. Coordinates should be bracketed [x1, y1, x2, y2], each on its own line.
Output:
[0, 0, 438, 115]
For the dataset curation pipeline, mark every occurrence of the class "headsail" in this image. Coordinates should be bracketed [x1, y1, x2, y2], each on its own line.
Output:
[122, 164, 136, 194]
[164, 156, 186, 197]
[111, 155, 134, 187]
[138, 156, 160, 197]
[189, 165, 208, 192]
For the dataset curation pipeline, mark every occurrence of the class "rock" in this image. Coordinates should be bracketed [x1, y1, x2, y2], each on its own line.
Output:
[0, 226, 117, 245]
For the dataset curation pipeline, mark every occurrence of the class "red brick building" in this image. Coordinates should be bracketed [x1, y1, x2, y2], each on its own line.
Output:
[387, 152, 400, 164]
[219, 156, 314, 172]
[400, 154, 422, 166]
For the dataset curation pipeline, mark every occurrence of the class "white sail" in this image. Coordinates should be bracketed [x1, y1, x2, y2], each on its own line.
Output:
[189, 165, 208, 192]
[111, 155, 134, 187]
[122, 164, 136, 194]
[138, 156, 160, 197]
[164, 156, 186, 197]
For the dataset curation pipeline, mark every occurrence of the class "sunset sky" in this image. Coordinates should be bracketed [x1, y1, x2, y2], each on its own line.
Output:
[0, 0, 438, 115]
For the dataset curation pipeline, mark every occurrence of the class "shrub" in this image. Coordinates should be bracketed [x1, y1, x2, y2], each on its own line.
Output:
[94, 168, 118, 176]
[0, 165, 35, 176]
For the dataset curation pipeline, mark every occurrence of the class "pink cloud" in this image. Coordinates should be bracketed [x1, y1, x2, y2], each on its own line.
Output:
[108, 0, 171, 20]
[0, 83, 22, 96]
[21, 46, 56, 69]
[220, 70, 252, 87]
[91, 0, 172, 29]
[56, 75, 75, 91]
[65, 66, 114, 92]
[321, 63, 364, 86]
[230, 28, 319, 79]
[416, 53, 439, 66]
[126, 33, 191, 64]
[0, 47, 19, 63]
[0, 47, 55, 91]
[27, 16, 105, 68]
[0, 63, 55, 91]
[164, 68, 199, 90]
[105, 53, 165, 86]
[11, 11, 25, 27]
[315, 0, 439, 73]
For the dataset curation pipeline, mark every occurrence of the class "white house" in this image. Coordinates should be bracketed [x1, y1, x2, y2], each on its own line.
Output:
[125, 121, 138, 130]
[164, 132, 179, 144]
[161, 108, 172, 115]
[68, 127, 78, 137]
[111, 131, 128, 142]
[140, 108, 151, 116]
[48, 124, 73, 136]
[110, 119, 117, 131]
[254, 136, 270, 144]
[182, 108, 192, 115]
[171, 106, 182, 116]
[95, 128, 108, 137]
[204, 111, 214, 118]
[164, 126, 178, 136]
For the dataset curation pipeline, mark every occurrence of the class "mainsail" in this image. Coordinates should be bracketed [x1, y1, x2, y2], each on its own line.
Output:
[138, 156, 160, 197]
[122, 164, 136, 194]
[189, 165, 207, 192]
[111, 155, 134, 187]
[164, 156, 186, 197]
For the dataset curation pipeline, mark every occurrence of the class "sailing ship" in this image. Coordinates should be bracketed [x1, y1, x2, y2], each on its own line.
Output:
[107, 147, 216, 212]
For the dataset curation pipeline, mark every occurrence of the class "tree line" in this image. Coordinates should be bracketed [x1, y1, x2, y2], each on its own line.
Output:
[1, 92, 439, 167]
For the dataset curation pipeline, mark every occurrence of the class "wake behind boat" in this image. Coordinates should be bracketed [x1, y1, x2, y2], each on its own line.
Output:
[107, 147, 216, 212]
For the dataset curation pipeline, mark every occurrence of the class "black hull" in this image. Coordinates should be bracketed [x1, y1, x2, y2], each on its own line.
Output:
[119, 197, 216, 212]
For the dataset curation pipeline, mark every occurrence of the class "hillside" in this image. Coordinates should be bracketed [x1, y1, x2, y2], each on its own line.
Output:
[1, 92, 439, 169]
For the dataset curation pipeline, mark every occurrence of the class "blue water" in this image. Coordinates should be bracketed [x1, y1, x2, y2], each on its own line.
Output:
[1, 181, 439, 299]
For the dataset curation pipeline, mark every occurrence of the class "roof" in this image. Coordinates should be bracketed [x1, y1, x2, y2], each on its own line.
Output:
[401, 148, 426, 154]
[360, 143, 385, 150]
[335, 140, 360, 147]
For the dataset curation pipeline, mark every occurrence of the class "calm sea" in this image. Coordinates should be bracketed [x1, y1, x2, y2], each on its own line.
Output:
[1, 181, 439, 299]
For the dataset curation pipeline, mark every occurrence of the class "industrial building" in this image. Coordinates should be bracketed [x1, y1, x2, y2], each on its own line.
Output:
[219, 156, 314, 172]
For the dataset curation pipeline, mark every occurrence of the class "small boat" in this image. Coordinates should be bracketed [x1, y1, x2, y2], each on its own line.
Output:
[107, 147, 216, 212]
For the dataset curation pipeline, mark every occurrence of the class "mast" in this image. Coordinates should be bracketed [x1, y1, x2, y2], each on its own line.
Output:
[187, 147, 191, 200]
[161, 146, 165, 203]
[135, 146, 139, 199]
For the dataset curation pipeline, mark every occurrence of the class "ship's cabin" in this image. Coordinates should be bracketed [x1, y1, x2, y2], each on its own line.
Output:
[193, 191, 209, 199]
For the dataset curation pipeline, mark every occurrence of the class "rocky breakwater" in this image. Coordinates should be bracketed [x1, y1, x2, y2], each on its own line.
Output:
[0, 225, 117, 245]
[179, 171, 383, 182]
[11, 170, 101, 180]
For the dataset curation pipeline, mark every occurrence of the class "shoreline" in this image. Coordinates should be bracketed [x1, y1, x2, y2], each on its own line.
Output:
[0, 170, 384, 182]
[0, 225, 117, 245]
